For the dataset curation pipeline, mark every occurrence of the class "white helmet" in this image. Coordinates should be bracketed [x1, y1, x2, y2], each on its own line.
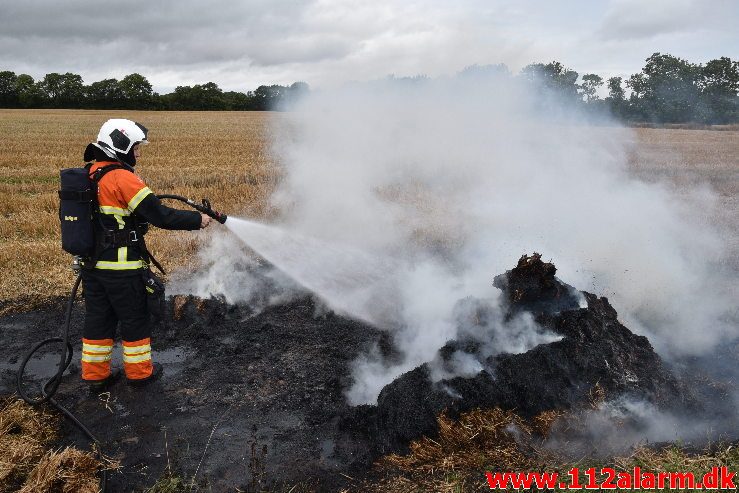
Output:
[92, 119, 149, 164]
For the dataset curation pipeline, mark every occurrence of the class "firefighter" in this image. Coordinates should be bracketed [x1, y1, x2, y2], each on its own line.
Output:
[81, 119, 211, 390]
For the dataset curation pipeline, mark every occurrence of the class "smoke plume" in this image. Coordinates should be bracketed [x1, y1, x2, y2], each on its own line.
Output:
[265, 72, 735, 401]
[184, 70, 736, 412]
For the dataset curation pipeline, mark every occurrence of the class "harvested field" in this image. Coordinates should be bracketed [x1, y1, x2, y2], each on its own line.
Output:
[0, 109, 280, 314]
[1, 110, 738, 491]
[627, 127, 739, 254]
[1, 110, 738, 305]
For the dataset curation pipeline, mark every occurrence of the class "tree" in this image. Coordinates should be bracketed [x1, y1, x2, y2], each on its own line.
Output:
[119, 73, 154, 109]
[86, 78, 124, 109]
[697, 57, 739, 123]
[627, 53, 700, 123]
[37, 72, 63, 103]
[280, 81, 310, 108]
[289, 81, 309, 94]
[251, 85, 289, 110]
[607, 76, 625, 101]
[198, 82, 227, 110]
[166, 82, 227, 110]
[605, 76, 627, 119]
[3, 62, 731, 121]
[167, 85, 196, 110]
[15, 74, 44, 108]
[580, 74, 603, 103]
[38, 72, 84, 108]
[222, 90, 253, 110]
[520, 61, 580, 104]
[699, 57, 739, 93]
[0, 71, 19, 107]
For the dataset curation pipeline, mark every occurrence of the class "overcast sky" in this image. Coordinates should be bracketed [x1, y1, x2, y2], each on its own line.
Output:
[0, 0, 736, 93]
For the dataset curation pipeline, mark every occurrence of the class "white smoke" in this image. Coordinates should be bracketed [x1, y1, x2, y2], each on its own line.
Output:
[261, 72, 735, 403]
[543, 397, 739, 457]
[176, 69, 734, 408]
[168, 231, 303, 311]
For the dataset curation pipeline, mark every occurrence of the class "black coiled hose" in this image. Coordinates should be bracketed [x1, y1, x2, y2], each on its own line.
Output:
[16, 274, 109, 491]
[15, 194, 225, 492]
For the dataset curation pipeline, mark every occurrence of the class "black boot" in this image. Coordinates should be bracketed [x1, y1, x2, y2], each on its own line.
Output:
[88, 369, 121, 393]
[128, 362, 163, 387]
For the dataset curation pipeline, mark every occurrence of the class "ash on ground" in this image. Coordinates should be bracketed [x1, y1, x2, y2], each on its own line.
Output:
[1, 254, 734, 491]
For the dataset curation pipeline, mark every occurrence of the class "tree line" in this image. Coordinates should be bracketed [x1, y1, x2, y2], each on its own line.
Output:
[0, 53, 737, 123]
[467, 53, 737, 124]
[0, 71, 308, 111]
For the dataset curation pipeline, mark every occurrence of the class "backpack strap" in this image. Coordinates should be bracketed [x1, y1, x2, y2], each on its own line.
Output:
[86, 162, 159, 271]
[88, 163, 131, 184]
[58, 189, 96, 201]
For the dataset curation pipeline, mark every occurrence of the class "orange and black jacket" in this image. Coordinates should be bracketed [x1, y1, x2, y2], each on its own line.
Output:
[89, 161, 201, 273]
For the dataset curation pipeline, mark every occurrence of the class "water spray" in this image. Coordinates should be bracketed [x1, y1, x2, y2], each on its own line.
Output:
[222, 217, 401, 326]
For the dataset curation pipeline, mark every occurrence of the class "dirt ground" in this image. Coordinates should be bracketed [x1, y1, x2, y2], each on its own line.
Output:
[2, 255, 736, 492]
[1, 294, 392, 491]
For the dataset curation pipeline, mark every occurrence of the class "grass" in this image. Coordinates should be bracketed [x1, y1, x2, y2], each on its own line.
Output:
[145, 474, 189, 493]
[0, 398, 115, 492]
[0, 398, 59, 491]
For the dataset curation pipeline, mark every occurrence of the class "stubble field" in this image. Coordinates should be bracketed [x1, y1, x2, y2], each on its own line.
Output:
[0, 109, 280, 313]
[0, 109, 737, 312]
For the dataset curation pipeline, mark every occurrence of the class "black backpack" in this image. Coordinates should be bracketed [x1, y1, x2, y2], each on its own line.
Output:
[58, 164, 125, 256]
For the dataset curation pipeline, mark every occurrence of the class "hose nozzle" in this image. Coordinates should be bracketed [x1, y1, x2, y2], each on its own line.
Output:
[195, 198, 227, 224]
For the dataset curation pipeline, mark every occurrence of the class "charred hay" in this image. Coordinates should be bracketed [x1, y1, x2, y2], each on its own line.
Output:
[347, 254, 696, 458]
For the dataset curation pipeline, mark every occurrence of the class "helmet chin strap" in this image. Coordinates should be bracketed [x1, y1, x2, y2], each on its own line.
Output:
[116, 148, 136, 167]
[93, 142, 135, 168]
[92, 142, 118, 161]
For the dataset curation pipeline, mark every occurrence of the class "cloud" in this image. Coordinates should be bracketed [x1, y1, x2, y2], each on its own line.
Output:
[0, 1, 388, 87]
[0, 1, 325, 66]
[0, 0, 736, 90]
[598, 0, 734, 41]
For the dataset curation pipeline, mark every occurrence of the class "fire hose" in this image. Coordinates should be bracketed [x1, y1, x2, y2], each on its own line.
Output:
[157, 195, 228, 225]
[16, 195, 227, 492]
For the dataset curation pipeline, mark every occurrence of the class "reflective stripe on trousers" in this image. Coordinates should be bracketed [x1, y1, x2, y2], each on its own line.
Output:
[81, 338, 113, 381]
[80, 338, 153, 381]
[123, 337, 153, 380]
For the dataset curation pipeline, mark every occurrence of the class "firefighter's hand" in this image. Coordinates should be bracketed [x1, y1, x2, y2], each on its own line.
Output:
[200, 214, 212, 229]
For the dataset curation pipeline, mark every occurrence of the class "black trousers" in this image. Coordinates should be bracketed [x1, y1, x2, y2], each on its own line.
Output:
[81, 269, 151, 342]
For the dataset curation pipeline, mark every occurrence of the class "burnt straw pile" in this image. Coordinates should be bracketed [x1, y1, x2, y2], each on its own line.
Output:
[344, 254, 698, 458]
[0, 254, 717, 491]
